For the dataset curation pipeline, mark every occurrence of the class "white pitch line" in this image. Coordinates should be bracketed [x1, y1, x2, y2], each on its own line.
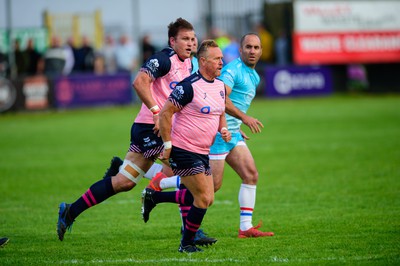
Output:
[60, 258, 241, 264]
[58, 255, 389, 264]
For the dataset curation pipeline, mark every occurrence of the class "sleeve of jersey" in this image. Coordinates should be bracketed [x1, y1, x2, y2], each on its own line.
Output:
[219, 66, 236, 88]
[140, 52, 171, 80]
[168, 82, 194, 110]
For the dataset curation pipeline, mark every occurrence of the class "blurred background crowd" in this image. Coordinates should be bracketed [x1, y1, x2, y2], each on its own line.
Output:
[0, 24, 286, 78]
[0, 0, 294, 80]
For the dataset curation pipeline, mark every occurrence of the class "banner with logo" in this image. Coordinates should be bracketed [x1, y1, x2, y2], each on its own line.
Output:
[22, 76, 50, 110]
[265, 65, 332, 98]
[54, 73, 133, 109]
[293, 1, 400, 64]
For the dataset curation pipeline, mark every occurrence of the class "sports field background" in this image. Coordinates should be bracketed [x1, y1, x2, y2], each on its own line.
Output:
[0, 95, 399, 264]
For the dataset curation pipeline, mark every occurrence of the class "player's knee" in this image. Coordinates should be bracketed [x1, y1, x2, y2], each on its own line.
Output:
[214, 181, 222, 192]
[243, 169, 259, 185]
[213, 175, 223, 192]
[112, 174, 137, 192]
[197, 193, 214, 208]
[205, 192, 214, 207]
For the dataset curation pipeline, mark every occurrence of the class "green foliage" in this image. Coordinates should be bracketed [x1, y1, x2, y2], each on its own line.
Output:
[1, 96, 399, 265]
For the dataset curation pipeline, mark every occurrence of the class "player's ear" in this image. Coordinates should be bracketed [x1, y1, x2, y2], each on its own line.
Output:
[169, 37, 175, 47]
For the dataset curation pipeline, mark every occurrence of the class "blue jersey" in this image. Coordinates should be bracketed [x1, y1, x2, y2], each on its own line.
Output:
[219, 57, 259, 132]
[191, 56, 199, 74]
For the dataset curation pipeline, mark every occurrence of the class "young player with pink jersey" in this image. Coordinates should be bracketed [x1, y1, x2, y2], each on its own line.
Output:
[57, 18, 197, 242]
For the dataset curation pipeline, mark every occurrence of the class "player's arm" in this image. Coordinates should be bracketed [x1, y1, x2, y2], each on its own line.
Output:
[219, 112, 231, 143]
[133, 52, 171, 131]
[239, 128, 250, 140]
[224, 84, 264, 134]
[159, 100, 179, 160]
[132, 71, 156, 109]
[159, 81, 194, 159]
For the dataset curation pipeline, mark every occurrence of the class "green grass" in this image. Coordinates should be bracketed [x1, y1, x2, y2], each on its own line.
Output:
[1, 95, 399, 265]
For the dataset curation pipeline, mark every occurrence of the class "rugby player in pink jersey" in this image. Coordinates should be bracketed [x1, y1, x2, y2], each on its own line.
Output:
[57, 18, 197, 242]
[141, 40, 231, 253]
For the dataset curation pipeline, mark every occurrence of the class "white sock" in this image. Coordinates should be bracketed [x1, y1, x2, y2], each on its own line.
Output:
[143, 163, 163, 180]
[239, 183, 256, 231]
[159, 175, 180, 190]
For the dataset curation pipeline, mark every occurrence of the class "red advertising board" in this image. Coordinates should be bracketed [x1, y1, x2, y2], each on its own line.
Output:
[293, 1, 400, 64]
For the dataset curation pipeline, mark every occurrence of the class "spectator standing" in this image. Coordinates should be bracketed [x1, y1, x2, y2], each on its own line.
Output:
[275, 30, 289, 66]
[73, 36, 95, 73]
[0, 50, 8, 77]
[101, 35, 117, 74]
[222, 35, 240, 65]
[13, 39, 29, 77]
[62, 37, 75, 75]
[141, 34, 156, 64]
[25, 38, 43, 76]
[44, 36, 66, 77]
[256, 24, 274, 64]
[115, 34, 139, 73]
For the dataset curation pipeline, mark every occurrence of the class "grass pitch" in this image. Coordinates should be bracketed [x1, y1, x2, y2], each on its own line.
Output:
[0, 95, 399, 265]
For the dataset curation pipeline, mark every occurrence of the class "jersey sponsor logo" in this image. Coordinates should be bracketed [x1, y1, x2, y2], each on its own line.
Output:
[169, 81, 179, 90]
[201, 106, 210, 114]
[220, 91, 225, 99]
[146, 59, 159, 72]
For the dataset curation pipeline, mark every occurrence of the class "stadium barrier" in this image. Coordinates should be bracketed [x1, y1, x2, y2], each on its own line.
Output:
[0, 72, 134, 113]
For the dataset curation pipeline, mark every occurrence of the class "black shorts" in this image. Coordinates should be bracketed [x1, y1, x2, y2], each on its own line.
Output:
[169, 146, 211, 177]
[128, 123, 163, 160]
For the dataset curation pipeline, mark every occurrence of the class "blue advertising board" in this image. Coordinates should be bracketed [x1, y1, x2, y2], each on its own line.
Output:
[54, 73, 133, 109]
[265, 65, 333, 98]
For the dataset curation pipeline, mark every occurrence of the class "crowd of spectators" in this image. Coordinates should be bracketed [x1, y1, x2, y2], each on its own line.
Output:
[0, 33, 150, 79]
[0, 25, 293, 80]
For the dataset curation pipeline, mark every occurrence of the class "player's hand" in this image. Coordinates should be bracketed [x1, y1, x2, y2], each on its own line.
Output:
[221, 128, 231, 142]
[242, 115, 263, 134]
[153, 114, 160, 135]
[240, 129, 250, 140]
[157, 155, 170, 167]
[159, 148, 171, 160]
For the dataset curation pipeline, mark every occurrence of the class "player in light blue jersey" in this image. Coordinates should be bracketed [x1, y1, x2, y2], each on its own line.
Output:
[191, 35, 199, 74]
[209, 33, 274, 238]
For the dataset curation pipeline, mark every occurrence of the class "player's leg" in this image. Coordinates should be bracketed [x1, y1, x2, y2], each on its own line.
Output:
[141, 183, 194, 223]
[225, 143, 274, 238]
[57, 151, 153, 241]
[209, 159, 226, 192]
[57, 123, 159, 241]
[105, 155, 182, 191]
[0, 237, 9, 248]
[179, 171, 214, 253]
[209, 133, 231, 192]
[147, 163, 181, 191]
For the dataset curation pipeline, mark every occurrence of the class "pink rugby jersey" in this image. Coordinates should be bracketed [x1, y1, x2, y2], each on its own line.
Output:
[135, 47, 192, 124]
[168, 72, 226, 155]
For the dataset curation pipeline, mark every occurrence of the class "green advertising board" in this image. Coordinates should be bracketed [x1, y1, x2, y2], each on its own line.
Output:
[0, 28, 48, 53]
